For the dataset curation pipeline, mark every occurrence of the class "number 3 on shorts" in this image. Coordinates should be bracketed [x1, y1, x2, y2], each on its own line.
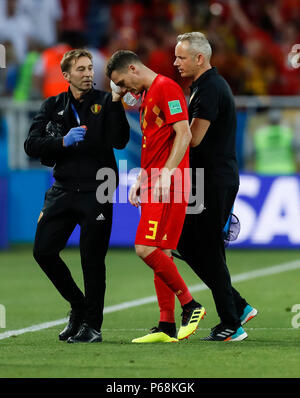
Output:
[145, 220, 158, 240]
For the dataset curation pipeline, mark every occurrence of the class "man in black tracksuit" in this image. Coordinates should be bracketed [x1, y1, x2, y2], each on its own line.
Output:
[174, 33, 257, 341]
[24, 49, 130, 343]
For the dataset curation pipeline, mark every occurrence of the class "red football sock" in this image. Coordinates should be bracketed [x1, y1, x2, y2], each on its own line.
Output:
[143, 249, 193, 307]
[154, 274, 175, 323]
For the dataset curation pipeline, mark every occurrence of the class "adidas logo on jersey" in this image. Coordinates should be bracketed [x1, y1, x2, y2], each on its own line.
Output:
[96, 213, 105, 221]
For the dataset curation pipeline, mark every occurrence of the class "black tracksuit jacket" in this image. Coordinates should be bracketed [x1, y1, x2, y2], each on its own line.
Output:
[24, 88, 130, 191]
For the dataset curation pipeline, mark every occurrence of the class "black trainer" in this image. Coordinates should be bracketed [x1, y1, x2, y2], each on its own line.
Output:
[67, 323, 102, 343]
[201, 323, 248, 341]
[59, 309, 84, 341]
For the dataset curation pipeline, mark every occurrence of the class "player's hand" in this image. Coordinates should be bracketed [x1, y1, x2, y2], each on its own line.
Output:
[111, 90, 123, 102]
[110, 80, 126, 102]
[154, 168, 171, 203]
[63, 126, 86, 147]
[129, 180, 141, 207]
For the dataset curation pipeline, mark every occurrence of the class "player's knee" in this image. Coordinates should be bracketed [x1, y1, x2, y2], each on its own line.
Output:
[135, 245, 146, 258]
[135, 245, 156, 259]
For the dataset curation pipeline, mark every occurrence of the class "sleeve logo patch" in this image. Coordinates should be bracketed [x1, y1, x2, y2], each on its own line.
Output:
[168, 100, 182, 115]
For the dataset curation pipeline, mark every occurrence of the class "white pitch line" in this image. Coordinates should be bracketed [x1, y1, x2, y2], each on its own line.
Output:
[0, 259, 300, 341]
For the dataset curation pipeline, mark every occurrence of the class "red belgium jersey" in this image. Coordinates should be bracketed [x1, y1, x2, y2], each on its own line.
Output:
[139, 74, 190, 192]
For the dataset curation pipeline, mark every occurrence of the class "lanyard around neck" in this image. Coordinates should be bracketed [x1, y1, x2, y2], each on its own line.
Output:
[70, 103, 81, 126]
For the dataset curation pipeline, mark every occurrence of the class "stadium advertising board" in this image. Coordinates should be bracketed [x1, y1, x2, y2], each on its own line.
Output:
[231, 174, 300, 248]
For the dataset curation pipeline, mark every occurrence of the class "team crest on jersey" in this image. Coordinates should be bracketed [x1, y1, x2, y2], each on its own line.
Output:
[90, 104, 102, 114]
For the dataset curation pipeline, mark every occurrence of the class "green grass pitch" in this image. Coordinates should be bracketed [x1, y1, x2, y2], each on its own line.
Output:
[0, 245, 300, 378]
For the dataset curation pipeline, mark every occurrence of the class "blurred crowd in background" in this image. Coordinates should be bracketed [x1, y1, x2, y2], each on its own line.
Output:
[0, 0, 300, 101]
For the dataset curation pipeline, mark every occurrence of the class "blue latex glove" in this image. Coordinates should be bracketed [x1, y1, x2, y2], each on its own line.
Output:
[63, 127, 86, 147]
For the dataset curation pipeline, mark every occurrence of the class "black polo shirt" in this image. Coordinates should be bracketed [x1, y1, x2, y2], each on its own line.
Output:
[189, 67, 239, 188]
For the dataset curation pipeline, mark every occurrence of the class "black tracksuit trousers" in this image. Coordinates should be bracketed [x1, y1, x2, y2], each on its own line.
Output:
[33, 186, 112, 332]
[177, 184, 247, 329]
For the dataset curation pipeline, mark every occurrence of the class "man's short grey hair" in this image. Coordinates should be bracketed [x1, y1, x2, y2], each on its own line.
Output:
[177, 32, 212, 61]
